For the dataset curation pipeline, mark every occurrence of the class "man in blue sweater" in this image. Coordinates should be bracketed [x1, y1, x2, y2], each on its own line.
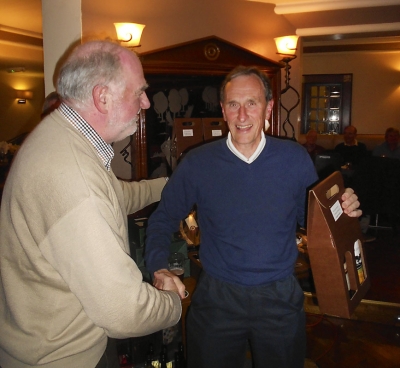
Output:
[145, 66, 361, 368]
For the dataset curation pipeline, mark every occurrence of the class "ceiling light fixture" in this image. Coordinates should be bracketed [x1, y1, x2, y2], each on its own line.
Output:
[274, 35, 300, 141]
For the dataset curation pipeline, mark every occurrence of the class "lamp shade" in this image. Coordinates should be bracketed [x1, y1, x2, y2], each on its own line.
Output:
[15, 90, 33, 99]
[274, 35, 299, 56]
[114, 23, 145, 48]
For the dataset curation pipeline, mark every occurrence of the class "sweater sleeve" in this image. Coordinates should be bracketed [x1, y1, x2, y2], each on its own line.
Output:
[145, 161, 197, 275]
[39, 195, 181, 338]
[297, 150, 319, 227]
[119, 177, 166, 215]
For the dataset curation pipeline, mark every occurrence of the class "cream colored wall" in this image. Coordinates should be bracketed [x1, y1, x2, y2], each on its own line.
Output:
[1, 0, 300, 142]
[8, 0, 399, 142]
[0, 70, 44, 142]
[42, 0, 82, 95]
[81, 0, 300, 134]
[0, 0, 81, 142]
[82, 0, 292, 60]
[302, 50, 400, 135]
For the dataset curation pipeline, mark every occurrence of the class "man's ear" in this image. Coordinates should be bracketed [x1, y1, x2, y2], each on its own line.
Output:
[220, 102, 227, 121]
[93, 85, 110, 114]
[265, 99, 274, 120]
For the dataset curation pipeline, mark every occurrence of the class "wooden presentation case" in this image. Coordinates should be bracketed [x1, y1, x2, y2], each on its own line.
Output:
[307, 171, 370, 319]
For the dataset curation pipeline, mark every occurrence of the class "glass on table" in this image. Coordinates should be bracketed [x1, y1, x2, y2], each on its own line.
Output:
[168, 252, 185, 282]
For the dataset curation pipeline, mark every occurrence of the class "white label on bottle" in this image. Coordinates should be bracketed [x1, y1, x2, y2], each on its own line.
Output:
[354, 239, 365, 283]
[331, 200, 343, 221]
[183, 129, 194, 137]
[185, 214, 198, 230]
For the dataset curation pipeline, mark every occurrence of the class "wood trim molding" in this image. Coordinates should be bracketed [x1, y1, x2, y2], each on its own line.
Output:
[135, 110, 148, 180]
[0, 29, 42, 48]
[274, 0, 400, 14]
[303, 42, 400, 53]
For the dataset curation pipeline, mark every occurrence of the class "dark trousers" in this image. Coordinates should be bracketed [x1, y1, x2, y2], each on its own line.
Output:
[186, 272, 306, 368]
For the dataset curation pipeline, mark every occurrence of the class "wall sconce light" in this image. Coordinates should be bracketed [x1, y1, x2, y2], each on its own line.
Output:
[114, 23, 146, 49]
[274, 35, 300, 140]
[113, 22, 146, 172]
[15, 90, 33, 104]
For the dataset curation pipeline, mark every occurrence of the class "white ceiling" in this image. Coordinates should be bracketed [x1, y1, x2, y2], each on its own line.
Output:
[1, 0, 400, 73]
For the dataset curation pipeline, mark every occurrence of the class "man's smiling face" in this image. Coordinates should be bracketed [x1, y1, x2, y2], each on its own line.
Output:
[221, 74, 273, 158]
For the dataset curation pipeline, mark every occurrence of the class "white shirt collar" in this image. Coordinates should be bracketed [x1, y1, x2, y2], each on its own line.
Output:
[226, 131, 266, 164]
[344, 139, 358, 147]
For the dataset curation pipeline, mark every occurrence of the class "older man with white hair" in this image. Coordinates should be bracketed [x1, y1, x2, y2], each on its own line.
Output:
[0, 40, 183, 368]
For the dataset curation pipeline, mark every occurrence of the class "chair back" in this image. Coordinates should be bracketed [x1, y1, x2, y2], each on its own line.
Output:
[314, 151, 343, 180]
[352, 156, 400, 215]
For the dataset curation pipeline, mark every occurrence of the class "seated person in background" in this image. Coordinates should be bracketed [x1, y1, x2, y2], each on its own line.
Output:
[302, 129, 325, 161]
[334, 125, 368, 167]
[373, 127, 400, 159]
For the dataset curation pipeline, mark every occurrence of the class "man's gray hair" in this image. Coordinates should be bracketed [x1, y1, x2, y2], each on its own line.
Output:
[220, 65, 273, 103]
[57, 40, 125, 106]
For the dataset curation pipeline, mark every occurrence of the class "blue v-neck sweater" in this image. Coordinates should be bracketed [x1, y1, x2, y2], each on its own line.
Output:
[146, 135, 318, 286]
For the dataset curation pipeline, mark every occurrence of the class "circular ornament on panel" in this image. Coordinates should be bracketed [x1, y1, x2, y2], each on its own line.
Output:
[204, 43, 220, 61]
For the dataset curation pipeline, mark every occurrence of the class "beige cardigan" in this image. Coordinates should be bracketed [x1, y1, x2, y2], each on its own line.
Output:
[0, 110, 181, 368]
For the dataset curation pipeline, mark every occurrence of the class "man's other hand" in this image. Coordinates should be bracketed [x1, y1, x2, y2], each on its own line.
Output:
[342, 188, 362, 218]
[153, 269, 186, 299]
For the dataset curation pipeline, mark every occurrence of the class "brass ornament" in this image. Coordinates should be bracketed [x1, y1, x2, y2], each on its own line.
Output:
[204, 43, 220, 61]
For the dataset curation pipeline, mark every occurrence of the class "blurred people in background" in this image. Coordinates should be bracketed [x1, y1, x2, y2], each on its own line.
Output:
[334, 125, 368, 167]
[373, 127, 400, 160]
[302, 129, 325, 161]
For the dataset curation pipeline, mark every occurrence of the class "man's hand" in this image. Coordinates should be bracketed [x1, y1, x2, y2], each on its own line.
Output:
[153, 269, 186, 299]
[341, 188, 362, 218]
